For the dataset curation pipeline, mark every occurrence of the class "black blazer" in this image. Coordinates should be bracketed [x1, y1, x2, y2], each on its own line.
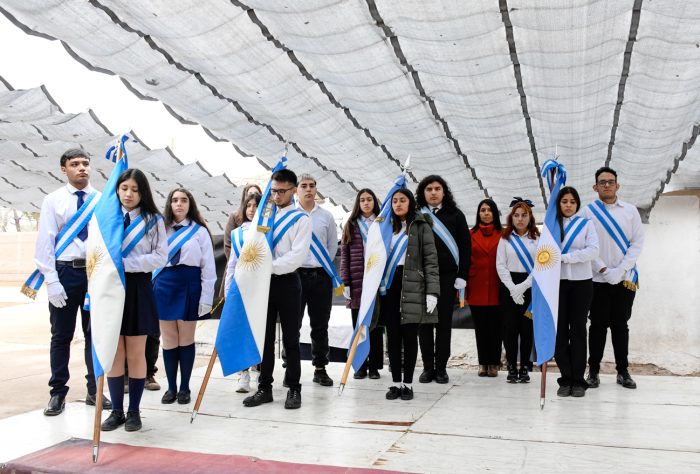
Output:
[430, 205, 471, 280]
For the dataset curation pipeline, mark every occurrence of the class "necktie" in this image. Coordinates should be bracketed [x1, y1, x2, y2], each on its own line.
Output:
[75, 191, 88, 241]
[432, 207, 438, 215]
[171, 225, 183, 265]
[124, 212, 131, 230]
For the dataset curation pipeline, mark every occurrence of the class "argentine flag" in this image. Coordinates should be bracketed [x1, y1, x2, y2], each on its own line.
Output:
[215, 157, 287, 376]
[349, 173, 407, 371]
[87, 136, 129, 380]
[531, 159, 567, 365]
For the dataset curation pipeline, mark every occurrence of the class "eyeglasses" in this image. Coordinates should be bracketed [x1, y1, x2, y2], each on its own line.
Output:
[270, 187, 294, 196]
[596, 180, 617, 187]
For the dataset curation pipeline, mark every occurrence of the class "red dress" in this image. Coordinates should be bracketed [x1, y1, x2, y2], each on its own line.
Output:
[466, 224, 501, 306]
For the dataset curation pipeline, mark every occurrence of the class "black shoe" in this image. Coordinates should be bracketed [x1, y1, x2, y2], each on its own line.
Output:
[617, 371, 637, 389]
[571, 386, 586, 397]
[506, 365, 518, 383]
[385, 386, 401, 400]
[243, 389, 273, 407]
[368, 369, 380, 379]
[586, 371, 600, 388]
[518, 367, 530, 383]
[125, 411, 142, 432]
[284, 389, 302, 409]
[557, 386, 571, 397]
[400, 386, 414, 401]
[43, 395, 65, 416]
[313, 368, 333, 387]
[85, 393, 113, 410]
[101, 410, 126, 431]
[161, 390, 177, 404]
[354, 367, 368, 379]
[177, 390, 191, 404]
[435, 370, 449, 384]
[418, 369, 435, 383]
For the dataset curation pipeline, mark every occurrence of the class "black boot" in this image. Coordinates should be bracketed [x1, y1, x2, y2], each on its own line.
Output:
[518, 366, 530, 383]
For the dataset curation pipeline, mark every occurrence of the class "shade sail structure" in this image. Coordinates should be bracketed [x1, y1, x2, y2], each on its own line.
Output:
[0, 78, 239, 231]
[0, 0, 698, 220]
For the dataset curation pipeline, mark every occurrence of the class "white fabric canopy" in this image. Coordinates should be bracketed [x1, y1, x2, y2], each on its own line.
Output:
[0, 0, 698, 220]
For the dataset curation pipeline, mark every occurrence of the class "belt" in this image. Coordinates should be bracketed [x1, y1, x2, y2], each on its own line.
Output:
[56, 259, 86, 269]
[297, 267, 324, 273]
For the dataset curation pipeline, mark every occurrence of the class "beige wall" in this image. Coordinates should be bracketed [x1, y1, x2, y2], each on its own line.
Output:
[0, 231, 37, 284]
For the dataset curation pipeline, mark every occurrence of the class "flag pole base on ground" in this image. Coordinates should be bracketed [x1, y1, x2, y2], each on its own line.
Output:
[191, 348, 218, 424]
[338, 325, 364, 396]
[92, 375, 104, 462]
[539, 362, 548, 410]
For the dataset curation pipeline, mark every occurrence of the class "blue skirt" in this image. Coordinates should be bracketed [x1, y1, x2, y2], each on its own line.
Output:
[153, 265, 201, 321]
[122, 272, 159, 336]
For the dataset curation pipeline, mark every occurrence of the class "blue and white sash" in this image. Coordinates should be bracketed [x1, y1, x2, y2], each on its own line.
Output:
[152, 223, 201, 280]
[309, 233, 344, 295]
[358, 218, 370, 244]
[122, 214, 160, 258]
[587, 200, 639, 290]
[379, 231, 408, 295]
[508, 234, 535, 317]
[421, 207, 459, 266]
[561, 216, 588, 255]
[231, 226, 246, 259]
[21, 191, 99, 299]
[271, 209, 305, 249]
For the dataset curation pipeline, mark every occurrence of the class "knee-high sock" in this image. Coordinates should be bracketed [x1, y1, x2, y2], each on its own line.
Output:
[106, 376, 124, 412]
[162, 347, 179, 392]
[127, 378, 145, 413]
[179, 343, 195, 392]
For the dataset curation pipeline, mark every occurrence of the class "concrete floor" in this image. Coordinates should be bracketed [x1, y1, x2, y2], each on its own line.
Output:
[1, 285, 699, 473]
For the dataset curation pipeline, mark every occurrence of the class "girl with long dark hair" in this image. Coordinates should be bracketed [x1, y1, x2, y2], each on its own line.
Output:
[153, 188, 216, 405]
[340, 188, 383, 379]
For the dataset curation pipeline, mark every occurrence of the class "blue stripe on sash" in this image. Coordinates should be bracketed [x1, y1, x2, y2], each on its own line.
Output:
[152, 223, 200, 280]
[508, 234, 534, 274]
[309, 233, 343, 289]
[271, 211, 304, 249]
[380, 232, 407, 295]
[561, 216, 588, 254]
[122, 215, 159, 258]
[421, 207, 458, 266]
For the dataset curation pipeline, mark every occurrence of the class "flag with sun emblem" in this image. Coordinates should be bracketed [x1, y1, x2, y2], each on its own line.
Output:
[348, 172, 407, 372]
[86, 135, 129, 380]
[531, 158, 567, 365]
[215, 158, 288, 376]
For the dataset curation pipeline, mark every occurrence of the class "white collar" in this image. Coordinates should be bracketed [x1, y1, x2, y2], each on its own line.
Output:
[121, 206, 142, 219]
[66, 182, 92, 194]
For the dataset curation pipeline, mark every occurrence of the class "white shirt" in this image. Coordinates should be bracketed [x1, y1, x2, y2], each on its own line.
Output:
[272, 204, 312, 275]
[34, 183, 101, 284]
[496, 233, 538, 288]
[224, 221, 250, 294]
[165, 218, 217, 306]
[580, 199, 645, 283]
[391, 221, 408, 266]
[297, 202, 338, 268]
[560, 217, 599, 281]
[121, 206, 169, 273]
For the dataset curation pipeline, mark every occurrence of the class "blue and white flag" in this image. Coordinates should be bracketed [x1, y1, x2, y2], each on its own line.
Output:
[86, 136, 129, 380]
[215, 157, 287, 376]
[531, 159, 567, 365]
[348, 172, 407, 372]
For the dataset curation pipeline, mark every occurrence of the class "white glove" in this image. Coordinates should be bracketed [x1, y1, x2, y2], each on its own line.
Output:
[343, 286, 351, 299]
[604, 267, 625, 285]
[510, 281, 528, 305]
[560, 253, 571, 264]
[511, 291, 525, 306]
[453, 278, 466, 290]
[426, 295, 438, 313]
[198, 303, 212, 317]
[47, 281, 67, 308]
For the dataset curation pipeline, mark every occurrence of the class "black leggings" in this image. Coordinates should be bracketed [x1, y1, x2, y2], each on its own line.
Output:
[500, 272, 533, 368]
[556, 279, 593, 388]
[381, 268, 419, 384]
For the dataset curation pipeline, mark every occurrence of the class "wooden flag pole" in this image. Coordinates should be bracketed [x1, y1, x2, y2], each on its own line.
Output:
[540, 361, 548, 410]
[338, 326, 364, 396]
[92, 376, 104, 462]
[191, 348, 218, 423]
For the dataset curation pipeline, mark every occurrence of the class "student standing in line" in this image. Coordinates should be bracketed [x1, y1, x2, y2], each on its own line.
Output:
[153, 188, 216, 405]
[340, 188, 383, 379]
[101, 169, 168, 432]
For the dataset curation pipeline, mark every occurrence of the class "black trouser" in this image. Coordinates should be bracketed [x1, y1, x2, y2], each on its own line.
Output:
[382, 268, 419, 384]
[500, 273, 533, 368]
[259, 273, 302, 391]
[298, 267, 333, 368]
[588, 281, 636, 374]
[351, 309, 384, 371]
[556, 279, 593, 388]
[49, 265, 95, 397]
[419, 270, 456, 372]
[470, 305, 503, 365]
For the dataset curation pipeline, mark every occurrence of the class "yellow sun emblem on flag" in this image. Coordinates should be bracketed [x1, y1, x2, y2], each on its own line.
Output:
[86, 244, 106, 280]
[239, 240, 266, 271]
[366, 252, 381, 271]
[535, 244, 559, 271]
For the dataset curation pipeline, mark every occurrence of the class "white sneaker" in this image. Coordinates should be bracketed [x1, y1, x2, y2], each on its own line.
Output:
[236, 371, 251, 393]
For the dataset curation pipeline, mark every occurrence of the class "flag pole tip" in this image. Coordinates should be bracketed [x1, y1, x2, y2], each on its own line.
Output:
[540, 398, 545, 410]
[190, 411, 197, 424]
[338, 384, 345, 396]
[92, 446, 98, 463]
